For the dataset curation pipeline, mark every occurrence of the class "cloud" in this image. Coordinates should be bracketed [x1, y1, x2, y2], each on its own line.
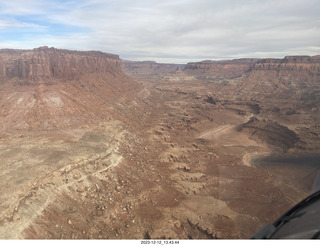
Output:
[0, 0, 52, 16]
[0, 19, 45, 29]
[0, 0, 319, 63]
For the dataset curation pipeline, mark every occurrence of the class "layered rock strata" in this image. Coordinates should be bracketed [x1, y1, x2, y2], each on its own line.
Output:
[0, 46, 121, 83]
[0, 47, 139, 131]
[184, 59, 258, 78]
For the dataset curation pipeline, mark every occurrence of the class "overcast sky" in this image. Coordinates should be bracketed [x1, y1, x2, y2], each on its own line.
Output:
[0, 0, 319, 63]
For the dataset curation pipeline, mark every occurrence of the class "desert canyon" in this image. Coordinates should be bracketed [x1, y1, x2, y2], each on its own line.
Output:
[0, 47, 319, 239]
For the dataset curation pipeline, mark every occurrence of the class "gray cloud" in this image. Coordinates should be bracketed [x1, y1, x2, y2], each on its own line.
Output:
[0, 0, 319, 63]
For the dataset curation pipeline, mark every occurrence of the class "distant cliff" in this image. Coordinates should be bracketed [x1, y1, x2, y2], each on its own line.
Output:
[121, 60, 185, 77]
[252, 56, 320, 73]
[184, 59, 259, 79]
[183, 55, 320, 80]
[241, 55, 320, 92]
[0, 46, 122, 83]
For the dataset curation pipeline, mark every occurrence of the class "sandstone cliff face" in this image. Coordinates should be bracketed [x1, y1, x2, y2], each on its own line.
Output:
[242, 55, 320, 93]
[184, 59, 259, 79]
[252, 56, 320, 73]
[184, 55, 320, 80]
[0, 47, 121, 83]
[0, 47, 139, 131]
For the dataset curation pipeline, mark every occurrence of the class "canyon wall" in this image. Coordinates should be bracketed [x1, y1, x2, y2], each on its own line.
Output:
[0, 46, 122, 83]
[252, 56, 320, 73]
[121, 60, 185, 77]
[184, 55, 320, 80]
[0, 47, 140, 131]
[184, 59, 259, 79]
[242, 55, 320, 93]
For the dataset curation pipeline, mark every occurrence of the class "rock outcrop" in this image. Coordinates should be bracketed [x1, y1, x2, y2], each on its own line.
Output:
[184, 59, 259, 79]
[0, 47, 140, 131]
[0, 46, 121, 83]
[183, 55, 320, 93]
[241, 55, 320, 93]
[252, 56, 320, 73]
[183, 55, 320, 82]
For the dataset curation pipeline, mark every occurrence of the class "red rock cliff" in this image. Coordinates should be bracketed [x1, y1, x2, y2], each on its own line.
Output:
[184, 59, 259, 79]
[0, 46, 122, 82]
[0, 47, 140, 131]
[252, 55, 320, 73]
[241, 55, 320, 93]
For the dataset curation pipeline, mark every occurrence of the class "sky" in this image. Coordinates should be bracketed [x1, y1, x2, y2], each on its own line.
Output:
[0, 0, 319, 63]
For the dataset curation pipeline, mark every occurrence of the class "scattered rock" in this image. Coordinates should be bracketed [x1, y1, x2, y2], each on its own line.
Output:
[183, 166, 191, 172]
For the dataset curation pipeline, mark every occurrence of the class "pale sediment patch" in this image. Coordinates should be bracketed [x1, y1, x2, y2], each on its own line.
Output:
[45, 95, 63, 107]
[16, 97, 23, 105]
[242, 151, 271, 167]
[0, 121, 126, 239]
